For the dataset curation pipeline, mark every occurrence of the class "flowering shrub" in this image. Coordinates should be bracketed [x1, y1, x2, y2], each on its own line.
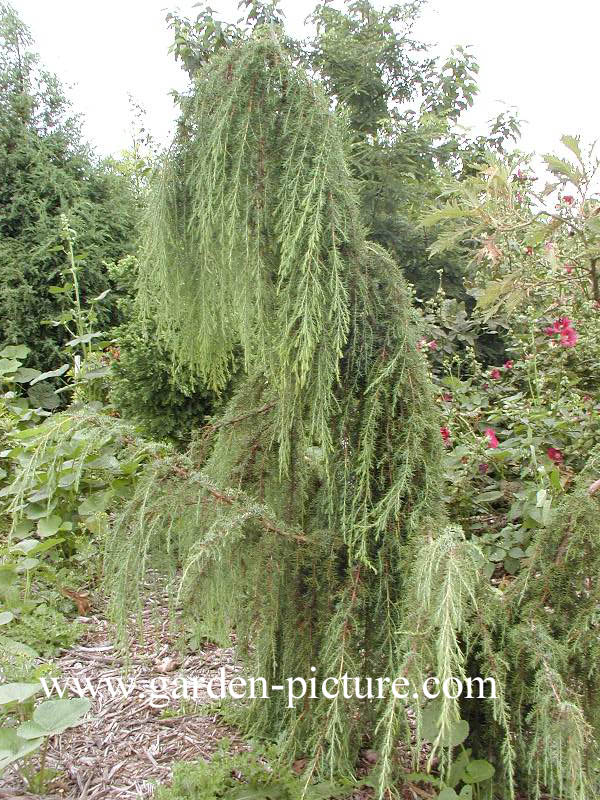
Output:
[421, 135, 600, 576]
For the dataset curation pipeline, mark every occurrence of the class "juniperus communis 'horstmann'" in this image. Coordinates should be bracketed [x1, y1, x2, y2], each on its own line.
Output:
[103, 25, 600, 799]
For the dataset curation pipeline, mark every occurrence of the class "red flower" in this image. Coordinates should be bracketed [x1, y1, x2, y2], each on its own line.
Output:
[490, 368, 501, 380]
[478, 463, 489, 474]
[440, 427, 451, 445]
[504, 360, 513, 369]
[525, 246, 534, 255]
[547, 447, 563, 463]
[564, 263, 574, 274]
[484, 428, 499, 449]
[442, 393, 452, 403]
[563, 195, 574, 205]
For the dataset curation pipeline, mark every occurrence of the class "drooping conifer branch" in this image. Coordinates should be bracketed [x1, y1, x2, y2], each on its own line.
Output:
[102, 26, 600, 800]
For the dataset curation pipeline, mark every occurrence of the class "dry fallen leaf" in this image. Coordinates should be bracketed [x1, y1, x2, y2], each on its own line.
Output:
[156, 656, 180, 673]
[60, 587, 91, 616]
[361, 748, 379, 764]
[292, 758, 308, 774]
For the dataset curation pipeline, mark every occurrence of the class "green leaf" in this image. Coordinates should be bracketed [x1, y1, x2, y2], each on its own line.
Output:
[0, 636, 39, 659]
[0, 345, 29, 359]
[0, 358, 20, 376]
[0, 612, 14, 626]
[474, 490, 503, 502]
[17, 698, 91, 739]
[26, 537, 64, 556]
[26, 485, 53, 503]
[0, 728, 43, 771]
[542, 154, 582, 185]
[0, 682, 41, 705]
[11, 539, 39, 555]
[446, 748, 471, 788]
[37, 515, 62, 538]
[422, 205, 474, 227]
[462, 758, 495, 784]
[25, 502, 56, 520]
[0, 565, 18, 590]
[86, 453, 119, 470]
[66, 332, 103, 347]
[80, 366, 111, 380]
[28, 381, 60, 410]
[422, 705, 469, 747]
[78, 490, 112, 516]
[16, 558, 40, 572]
[12, 367, 41, 383]
[560, 134, 582, 163]
[447, 718, 469, 747]
[29, 364, 69, 385]
[503, 556, 521, 574]
[437, 789, 459, 800]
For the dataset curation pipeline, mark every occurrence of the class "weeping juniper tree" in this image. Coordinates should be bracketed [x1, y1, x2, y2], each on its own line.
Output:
[108, 22, 447, 786]
[103, 19, 600, 800]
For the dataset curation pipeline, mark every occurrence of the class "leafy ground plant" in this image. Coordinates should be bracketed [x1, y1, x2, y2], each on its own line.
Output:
[153, 742, 351, 800]
[0, 679, 90, 792]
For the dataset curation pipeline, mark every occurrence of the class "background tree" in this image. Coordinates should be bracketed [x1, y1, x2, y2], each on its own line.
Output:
[0, 3, 136, 368]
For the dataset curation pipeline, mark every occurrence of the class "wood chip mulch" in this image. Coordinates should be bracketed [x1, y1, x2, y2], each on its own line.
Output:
[0, 588, 245, 800]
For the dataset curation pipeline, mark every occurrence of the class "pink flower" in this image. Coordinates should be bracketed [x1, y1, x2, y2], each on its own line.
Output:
[525, 246, 534, 256]
[504, 360, 513, 369]
[428, 340, 438, 350]
[440, 427, 451, 445]
[478, 463, 489, 474]
[485, 428, 499, 449]
[547, 447, 563, 463]
[545, 317, 578, 347]
[490, 368, 501, 380]
[442, 393, 452, 403]
[564, 263, 574, 274]
[563, 195, 574, 205]
[560, 327, 578, 347]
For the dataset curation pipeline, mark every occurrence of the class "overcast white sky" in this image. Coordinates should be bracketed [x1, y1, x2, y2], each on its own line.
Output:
[10, 0, 600, 160]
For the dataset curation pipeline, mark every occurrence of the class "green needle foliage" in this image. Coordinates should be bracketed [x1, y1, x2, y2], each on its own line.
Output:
[108, 24, 444, 785]
[102, 22, 600, 800]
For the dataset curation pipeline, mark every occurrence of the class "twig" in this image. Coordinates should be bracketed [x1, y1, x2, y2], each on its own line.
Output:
[202, 402, 275, 435]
